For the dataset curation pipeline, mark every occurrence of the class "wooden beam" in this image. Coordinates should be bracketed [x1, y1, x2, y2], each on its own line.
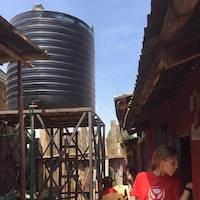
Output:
[161, 0, 199, 44]
[0, 55, 14, 64]
[0, 43, 47, 65]
[22, 52, 48, 61]
[0, 43, 23, 61]
[0, 43, 35, 68]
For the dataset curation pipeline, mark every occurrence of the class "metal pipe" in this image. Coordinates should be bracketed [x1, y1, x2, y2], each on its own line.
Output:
[88, 112, 93, 200]
[102, 125, 106, 178]
[96, 119, 101, 199]
[17, 60, 26, 200]
[29, 105, 36, 200]
[75, 132, 78, 200]
[58, 128, 62, 200]
[50, 128, 54, 200]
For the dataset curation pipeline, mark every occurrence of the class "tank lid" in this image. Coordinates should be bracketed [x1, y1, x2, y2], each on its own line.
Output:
[32, 4, 44, 11]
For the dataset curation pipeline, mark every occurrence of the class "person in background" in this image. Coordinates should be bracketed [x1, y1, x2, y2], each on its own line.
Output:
[101, 176, 129, 200]
[127, 171, 134, 190]
[101, 176, 117, 198]
[130, 145, 193, 200]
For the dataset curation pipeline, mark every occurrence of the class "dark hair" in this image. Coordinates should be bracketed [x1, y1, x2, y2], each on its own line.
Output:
[102, 176, 113, 189]
[151, 145, 179, 170]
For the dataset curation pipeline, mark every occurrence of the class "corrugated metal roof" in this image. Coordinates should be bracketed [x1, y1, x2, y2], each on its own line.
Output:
[124, 0, 200, 131]
[123, 0, 168, 131]
[133, 0, 168, 107]
[0, 15, 47, 64]
[114, 94, 132, 127]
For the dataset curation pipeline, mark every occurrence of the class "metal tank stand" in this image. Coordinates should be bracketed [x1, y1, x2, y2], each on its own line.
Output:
[0, 107, 105, 200]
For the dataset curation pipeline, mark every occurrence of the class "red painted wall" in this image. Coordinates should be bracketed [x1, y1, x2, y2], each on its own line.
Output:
[169, 69, 200, 199]
[140, 68, 200, 198]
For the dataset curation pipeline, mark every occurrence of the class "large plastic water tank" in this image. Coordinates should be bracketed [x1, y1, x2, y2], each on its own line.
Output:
[0, 70, 6, 110]
[6, 5, 95, 110]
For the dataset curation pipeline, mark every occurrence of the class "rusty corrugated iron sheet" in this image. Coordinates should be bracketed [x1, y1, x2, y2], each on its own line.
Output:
[106, 121, 125, 159]
[125, 0, 200, 131]
[114, 94, 132, 127]
[124, 0, 168, 130]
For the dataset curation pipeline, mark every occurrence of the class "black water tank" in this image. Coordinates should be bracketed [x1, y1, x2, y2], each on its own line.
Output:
[6, 5, 95, 110]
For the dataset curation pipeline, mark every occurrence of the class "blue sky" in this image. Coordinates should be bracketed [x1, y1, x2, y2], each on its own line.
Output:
[0, 0, 151, 133]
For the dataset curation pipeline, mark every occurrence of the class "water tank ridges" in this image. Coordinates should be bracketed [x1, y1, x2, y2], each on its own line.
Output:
[6, 9, 95, 110]
[0, 69, 6, 83]
[0, 69, 6, 111]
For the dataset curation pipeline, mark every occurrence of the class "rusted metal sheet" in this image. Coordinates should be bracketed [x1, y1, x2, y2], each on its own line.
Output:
[161, 0, 199, 44]
[114, 94, 132, 127]
[126, 1, 168, 122]
[163, 34, 200, 69]
[126, 1, 200, 131]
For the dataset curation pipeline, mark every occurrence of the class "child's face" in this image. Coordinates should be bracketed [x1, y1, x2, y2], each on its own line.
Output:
[160, 156, 178, 176]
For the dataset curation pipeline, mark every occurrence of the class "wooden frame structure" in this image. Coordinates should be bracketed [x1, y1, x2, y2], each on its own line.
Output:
[0, 107, 105, 200]
[0, 15, 47, 200]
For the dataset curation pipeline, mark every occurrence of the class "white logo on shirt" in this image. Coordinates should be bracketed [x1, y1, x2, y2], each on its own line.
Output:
[148, 186, 165, 200]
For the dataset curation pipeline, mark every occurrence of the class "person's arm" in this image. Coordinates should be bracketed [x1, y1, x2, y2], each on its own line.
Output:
[130, 196, 137, 200]
[180, 182, 192, 200]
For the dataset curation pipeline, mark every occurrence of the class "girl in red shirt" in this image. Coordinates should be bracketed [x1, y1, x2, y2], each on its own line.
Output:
[130, 145, 192, 200]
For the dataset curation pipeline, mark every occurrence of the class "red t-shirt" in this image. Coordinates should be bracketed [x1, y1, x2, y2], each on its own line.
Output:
[130, 172, 183, 200]
[101, 187, 117, 196]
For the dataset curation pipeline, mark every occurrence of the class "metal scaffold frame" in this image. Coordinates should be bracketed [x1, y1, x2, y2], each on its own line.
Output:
[0, 107, 105, 200]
